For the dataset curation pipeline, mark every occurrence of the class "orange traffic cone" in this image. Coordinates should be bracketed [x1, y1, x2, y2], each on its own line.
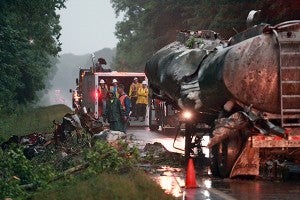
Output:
[185, 158, 198, 188]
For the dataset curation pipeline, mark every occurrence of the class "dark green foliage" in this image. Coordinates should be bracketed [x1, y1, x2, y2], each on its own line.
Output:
[83, 140, 138, 175]
[0, 136, 140, 199]
[111, 0, 299, 70]
[0, 147, 56, 199]
[0, 0, 66, 112]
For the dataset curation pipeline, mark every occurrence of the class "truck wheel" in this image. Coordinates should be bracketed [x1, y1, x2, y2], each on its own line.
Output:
[210, 133, 243, 178]
[217, 134, 243, 178]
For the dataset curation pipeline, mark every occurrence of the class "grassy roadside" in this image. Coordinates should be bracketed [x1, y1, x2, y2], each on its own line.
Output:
[32, 170, 175, 200]
[0, 104, 72, 140]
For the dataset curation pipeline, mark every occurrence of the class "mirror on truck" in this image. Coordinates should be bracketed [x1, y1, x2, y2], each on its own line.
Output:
[76, 78, 79, 86]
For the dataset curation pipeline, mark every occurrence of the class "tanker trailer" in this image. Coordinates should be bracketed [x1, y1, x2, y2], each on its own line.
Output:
[145, 20, 300, 178]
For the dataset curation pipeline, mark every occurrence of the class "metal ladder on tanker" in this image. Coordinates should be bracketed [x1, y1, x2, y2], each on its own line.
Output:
[277, 29, 300, 127]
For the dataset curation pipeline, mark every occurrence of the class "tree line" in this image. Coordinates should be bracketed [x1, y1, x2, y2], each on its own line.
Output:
[111, 0, 299, 71]
[0, 0, 66, 112]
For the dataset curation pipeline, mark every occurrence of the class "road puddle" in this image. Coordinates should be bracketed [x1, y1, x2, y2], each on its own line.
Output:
[148, 166, 185, 198]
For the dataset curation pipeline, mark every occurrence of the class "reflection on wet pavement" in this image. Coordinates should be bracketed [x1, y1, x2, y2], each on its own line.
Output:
[150, 166, 185, 198]
[148, 165, 237, 200]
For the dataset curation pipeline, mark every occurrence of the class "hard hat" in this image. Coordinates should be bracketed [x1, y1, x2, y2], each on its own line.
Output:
[112, 79, 118, 83]
[99, 79, 105, 84]
[134, 77, 138, 80]
[142, 80, 147, 85]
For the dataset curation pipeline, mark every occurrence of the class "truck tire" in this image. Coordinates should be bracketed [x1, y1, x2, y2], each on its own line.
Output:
[211, 133, 243, 178]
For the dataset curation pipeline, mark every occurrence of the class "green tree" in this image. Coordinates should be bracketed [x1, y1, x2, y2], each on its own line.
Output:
[0, 0, 66, 112]
[111, 0, 195, 71]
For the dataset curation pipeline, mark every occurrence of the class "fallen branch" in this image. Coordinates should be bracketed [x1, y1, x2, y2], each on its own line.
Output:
[50, 163, 89, 182]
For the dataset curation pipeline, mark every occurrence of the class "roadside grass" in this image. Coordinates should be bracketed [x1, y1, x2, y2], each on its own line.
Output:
[0, 104, 72, 140]
[32, 170, 176, 200]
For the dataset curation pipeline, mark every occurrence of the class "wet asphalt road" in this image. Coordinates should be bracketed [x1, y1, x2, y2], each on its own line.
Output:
[127, 127, 300, 200]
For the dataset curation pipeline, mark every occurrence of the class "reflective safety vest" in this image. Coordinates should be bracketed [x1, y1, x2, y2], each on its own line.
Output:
[136, 87, 148, 105]
[110, 85, 119, 98]
[129, 83, 141, 98]
[119, 94, 128, 110]
[119, 94, 131, 116]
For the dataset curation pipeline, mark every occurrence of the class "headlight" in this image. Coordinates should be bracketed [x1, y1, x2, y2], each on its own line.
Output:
[182, 110, 192, 120]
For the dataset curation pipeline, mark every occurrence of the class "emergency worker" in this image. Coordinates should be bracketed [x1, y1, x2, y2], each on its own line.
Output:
[110, 79, 119, 98]
[98, 79, 108, 116]
[117, 84, 131, 133]
[136, 81, 149, 122]
[103, 90, 124, 132]
[129, 77, 141, 118]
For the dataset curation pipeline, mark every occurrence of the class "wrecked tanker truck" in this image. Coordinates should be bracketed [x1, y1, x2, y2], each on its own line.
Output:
[145, 20, 300, 178]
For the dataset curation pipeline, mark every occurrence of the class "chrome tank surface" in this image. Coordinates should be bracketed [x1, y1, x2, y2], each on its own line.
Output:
[223, 34, 279, 113]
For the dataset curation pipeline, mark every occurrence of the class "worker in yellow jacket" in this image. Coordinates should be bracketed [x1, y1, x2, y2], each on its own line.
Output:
[136, 80, 148, 122]
[129, 77, 141, 118]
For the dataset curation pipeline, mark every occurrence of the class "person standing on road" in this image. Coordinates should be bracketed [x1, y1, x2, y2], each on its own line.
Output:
[117, 84, 131, 133]
[98, 79, 108, 117]
[136, 80, 149, 122]
[129, 77, 141, 119]
[103, 90, 124, 132]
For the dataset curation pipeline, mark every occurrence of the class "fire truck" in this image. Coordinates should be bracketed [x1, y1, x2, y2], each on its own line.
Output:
[72, 67, 146, 119]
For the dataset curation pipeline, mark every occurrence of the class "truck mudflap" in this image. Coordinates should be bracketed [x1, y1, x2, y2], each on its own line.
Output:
[230, 140, 259, 178]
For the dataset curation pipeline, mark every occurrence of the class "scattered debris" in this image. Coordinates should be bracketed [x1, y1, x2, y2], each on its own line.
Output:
[139, 142, 184, 167]
[92, 130, 126, 145]
[1, 133, 48, 159]
[261, 159, 300, 181]
[1, 111, 105, 159]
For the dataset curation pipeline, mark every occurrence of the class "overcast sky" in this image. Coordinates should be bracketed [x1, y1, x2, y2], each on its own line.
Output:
[57, 0, 119, 55]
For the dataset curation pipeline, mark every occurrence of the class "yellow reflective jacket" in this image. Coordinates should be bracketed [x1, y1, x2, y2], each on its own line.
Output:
[136, 87, 148, 105]
[129, 83, 141, 98]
